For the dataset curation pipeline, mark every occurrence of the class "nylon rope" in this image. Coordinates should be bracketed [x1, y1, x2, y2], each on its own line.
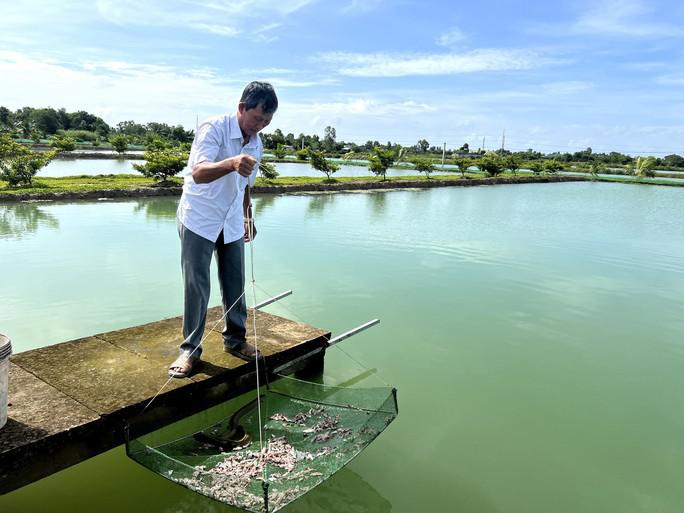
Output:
[245, 191, 269, 490]
[139, 290, 247, 415]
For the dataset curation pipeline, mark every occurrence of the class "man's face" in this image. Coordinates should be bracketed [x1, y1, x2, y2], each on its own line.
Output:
[237, 103, 274, 138]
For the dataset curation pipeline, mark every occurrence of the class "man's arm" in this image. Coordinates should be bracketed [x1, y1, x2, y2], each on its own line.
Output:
[192, 155, 256, 184]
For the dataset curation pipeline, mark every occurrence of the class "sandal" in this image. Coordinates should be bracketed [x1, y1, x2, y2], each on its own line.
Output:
[224, 341, 262, 361]
[168, 353, 199, 378]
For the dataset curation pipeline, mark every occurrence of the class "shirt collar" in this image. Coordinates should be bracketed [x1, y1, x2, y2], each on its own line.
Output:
[229, 113, 258, 148]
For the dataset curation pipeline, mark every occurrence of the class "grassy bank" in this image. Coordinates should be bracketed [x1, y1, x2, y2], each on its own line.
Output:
[0, 174, 172, 195]
[1, 172, 682, 202]
[0, 171, 537, 196]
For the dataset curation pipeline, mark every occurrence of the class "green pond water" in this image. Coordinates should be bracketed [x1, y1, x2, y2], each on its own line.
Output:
[1, 182, 684, 513]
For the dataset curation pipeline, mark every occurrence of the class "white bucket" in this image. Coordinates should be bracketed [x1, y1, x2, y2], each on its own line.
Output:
[0, 334, 11, 430]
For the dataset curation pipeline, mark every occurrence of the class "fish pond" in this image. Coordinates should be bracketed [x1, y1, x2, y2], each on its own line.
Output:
[1, 182, 684, 513]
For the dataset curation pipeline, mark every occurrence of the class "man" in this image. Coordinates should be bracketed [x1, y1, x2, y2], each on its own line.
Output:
[169, 81, 278, 378]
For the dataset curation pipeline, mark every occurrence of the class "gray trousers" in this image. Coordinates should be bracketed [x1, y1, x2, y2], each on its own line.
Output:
[178, 222, 246, 358]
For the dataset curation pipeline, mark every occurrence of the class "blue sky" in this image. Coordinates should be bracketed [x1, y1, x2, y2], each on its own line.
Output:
[1, 0, 684, 154]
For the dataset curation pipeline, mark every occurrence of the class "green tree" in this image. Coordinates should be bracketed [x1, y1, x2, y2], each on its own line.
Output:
[308, 149, 339, 180]
[662, 154, 684, 168]
[412, 156, 434, 179]
[144, 133, 170, 151]
[61, 129, 98, 143]
[452, 157, 470, 178]
[295, 149, 308, 161]
[115, 120, 146, 140]
[368, 146, 404, 180]
[271, 128, 286, 147]
[504, 155, 521, 176]
[133, 147, 188, 183]
[477, 152, 504, 177]
[589, 161, 604, 179]
[543, 160, 563, 173]
[0, 134, 56, 186]
[109, 134, 129, 154]
[258, 162, 279, 180]
[323, 126, 337, 152]
[49, 134, 76, 152]
[528, 161, 544, 175]
[274, 143, 286, 159]
[31, 108, 61, 136]
[635, 156, 656, 178]
[0, 107, 11, 129]
[70, 110, 110, 135]
[416, 139, 429, 153]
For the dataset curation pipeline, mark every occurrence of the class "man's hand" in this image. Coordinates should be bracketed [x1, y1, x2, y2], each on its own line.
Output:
[231, 154, 257, 177]
[244, 218, 257, 242]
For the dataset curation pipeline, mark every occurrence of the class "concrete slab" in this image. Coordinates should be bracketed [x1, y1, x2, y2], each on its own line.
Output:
[1, 363, 98, 453]
[0, 363, 102, 492]
[0, 309, 330, 494]
[11, 336, 187, 415]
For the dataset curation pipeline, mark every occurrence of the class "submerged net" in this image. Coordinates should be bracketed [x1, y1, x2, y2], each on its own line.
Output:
[126, 375, 398, 512]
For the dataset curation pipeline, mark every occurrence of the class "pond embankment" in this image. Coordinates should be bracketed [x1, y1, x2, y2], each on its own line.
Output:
[0, 175, 588, 203]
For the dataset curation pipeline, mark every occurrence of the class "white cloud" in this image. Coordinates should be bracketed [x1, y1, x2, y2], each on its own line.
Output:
[656, 74, 684, 86]
[622, 61, 668, 71]
[314, 49, 559, 77]
[262, 77, 340, 88]
[527, 0, 684, 39]
[188, 23, 241, 37]
[293, 98, 436, 116]
[540, 81, 593, 95]
[270, 97, 444, 142]
[341, 0, 383, 14]
[0, 51, 335, 130]
[436, 28, 467, 47]
[239, 67, 298, 75]
[573, 0, 683, 37]
[255, 23, 282, 34]
[94, 0, 314, 37]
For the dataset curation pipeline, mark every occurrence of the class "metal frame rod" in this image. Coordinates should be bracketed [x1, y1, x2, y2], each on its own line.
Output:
[254, 290, 293, 310]
[328, 319, 380, 346]
[271, 318, 380, 375]
[271, 346, 325, 375]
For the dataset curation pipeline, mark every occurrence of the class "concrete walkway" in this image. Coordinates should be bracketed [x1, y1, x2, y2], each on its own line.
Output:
[0, 307, 329, 494]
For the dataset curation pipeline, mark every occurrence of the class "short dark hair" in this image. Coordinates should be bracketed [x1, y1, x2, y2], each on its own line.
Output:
[240, 81, 278, 114]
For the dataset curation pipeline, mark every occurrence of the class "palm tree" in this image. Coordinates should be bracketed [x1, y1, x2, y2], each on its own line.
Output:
[634, 156, 656, 178]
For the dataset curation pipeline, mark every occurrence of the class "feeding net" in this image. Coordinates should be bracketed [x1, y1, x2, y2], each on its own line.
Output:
[126, 374, 398, 512]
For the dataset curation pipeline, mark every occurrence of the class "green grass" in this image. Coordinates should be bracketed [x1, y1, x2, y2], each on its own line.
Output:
[0, 174, 179, 195]
[255, 173, 486, 185]
[2, 171, 681, 199]
[0, 172, 490, 196]
[590, 175, 684, 186]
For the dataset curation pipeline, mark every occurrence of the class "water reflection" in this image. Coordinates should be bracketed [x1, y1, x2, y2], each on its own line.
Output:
[306, 192, 337, 217]
[0, 203, 59, 238]
[294, 466, 391, 512]
[156, 466, 390, 513]
[366, 191, 388, 219]
[132, 198, 179, 220]
[253, 193, 280, 215]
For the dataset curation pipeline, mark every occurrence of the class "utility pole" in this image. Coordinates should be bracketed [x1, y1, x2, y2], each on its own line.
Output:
[442, 142, 446, 168]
